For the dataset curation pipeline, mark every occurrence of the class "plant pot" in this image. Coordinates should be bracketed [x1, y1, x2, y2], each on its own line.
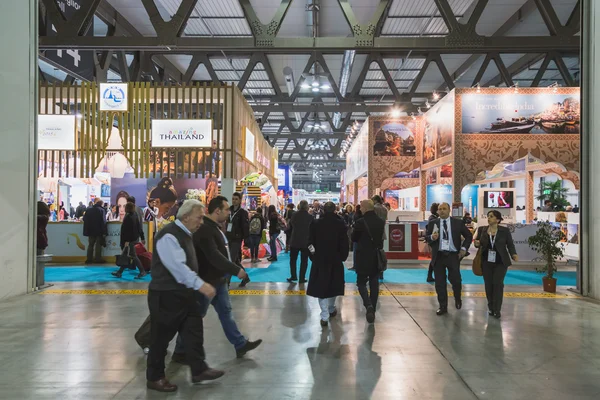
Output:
[543, 276, 557, 293]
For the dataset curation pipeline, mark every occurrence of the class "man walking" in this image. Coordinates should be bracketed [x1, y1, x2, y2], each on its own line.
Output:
[425, 202, 473, 316]
[127, 196, 146, 245]
[352, 200, 385, 323]
[287, 200, 313, 284]
[82, 198, 107, 264]
[372, 195, 388, 280]
[75, 201, 86, 219]
[226, 192, 250, 287]
[173, 196, 262, 361]
[146, 200, 223, 393]
[306, 202, 349, 327]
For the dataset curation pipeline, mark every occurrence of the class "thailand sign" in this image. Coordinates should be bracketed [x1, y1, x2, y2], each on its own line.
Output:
[38, 114, 76, 150]
[99, 83, 129, 111]
[152, 119, 212, 148]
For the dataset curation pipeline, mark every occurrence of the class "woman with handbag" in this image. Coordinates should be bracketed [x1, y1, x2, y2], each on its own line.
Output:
[474, 210, 518, 319]
[112, 202, 147, 279]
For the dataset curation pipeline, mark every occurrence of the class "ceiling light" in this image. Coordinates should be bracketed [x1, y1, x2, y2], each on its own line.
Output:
[391, 108, 401, 118]
[321, 84, 330, 90]
[513, 83, 519, 93]
[432, 91, 440, 100]
[425, 101, 431, 108]
[312, 87, 320, 92]
[301, 83, 311, 89]
[476, 84, 481, 93]
[311, 81, 320, 88]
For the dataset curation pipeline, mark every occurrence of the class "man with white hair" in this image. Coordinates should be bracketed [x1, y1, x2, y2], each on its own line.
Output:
[146, 200, 223, 393]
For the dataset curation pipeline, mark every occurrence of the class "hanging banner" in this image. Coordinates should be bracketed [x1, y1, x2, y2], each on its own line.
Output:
[99, 83, 129, 111]
[38, 115, 76, 150]
[245, 127, 255, 163]
[151, 119, 212, 147]
[389, 224, 406, 252]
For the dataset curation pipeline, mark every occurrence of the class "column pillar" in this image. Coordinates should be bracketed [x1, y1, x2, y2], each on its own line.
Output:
[582, 0, 599, 298]
[526, 172, 535, 223]
[0, 0, 37, 299]
[221, 178, 237, 204]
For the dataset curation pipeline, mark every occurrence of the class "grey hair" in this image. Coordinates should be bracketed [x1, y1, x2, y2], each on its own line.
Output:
[176, 199, 205, 220]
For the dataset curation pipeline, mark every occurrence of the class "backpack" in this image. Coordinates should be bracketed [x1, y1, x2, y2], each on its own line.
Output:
[276, 214, 287, 231]
[249, 216, 262, 235]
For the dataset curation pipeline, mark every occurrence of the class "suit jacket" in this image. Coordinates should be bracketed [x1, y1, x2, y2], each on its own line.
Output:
[351, 211, 385, 275]
[194, 217, 242, 286]
[226, 206, 249, 241]
[475, 225, 517, 267]
[289, 210, 313, 249]
[82, 204, 107, 237]
[426, 217, 473, 265]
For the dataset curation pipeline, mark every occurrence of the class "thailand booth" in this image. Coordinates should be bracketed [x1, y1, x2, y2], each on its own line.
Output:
[38, 81, 271, 262]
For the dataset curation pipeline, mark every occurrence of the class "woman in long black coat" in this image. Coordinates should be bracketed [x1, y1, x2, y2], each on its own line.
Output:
[306, 202, 350, 327]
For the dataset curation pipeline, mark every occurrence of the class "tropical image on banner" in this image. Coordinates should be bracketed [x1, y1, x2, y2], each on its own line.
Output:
[426, 184, 452, 210]
[461, 93, 580, 134]
[372, 120, 417, 156]
[423, 91, 455, 164]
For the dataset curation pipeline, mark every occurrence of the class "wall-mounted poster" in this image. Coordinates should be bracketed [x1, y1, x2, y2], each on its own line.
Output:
[426, 168, 438, 185]
[346, 122, 369, 183]
[461, 184, 479, 219]
[426, 184, 452, 210]
[423, 91, 455, 164]
[440, 164, 453, 178]
[461, 93, 580, 134]
[372, 120, 417, 156]
[393, 168, 420, 178]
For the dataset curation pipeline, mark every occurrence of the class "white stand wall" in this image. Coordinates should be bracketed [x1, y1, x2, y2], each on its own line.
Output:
[583, 0, 600, 299]
[0, 1, 37, 299]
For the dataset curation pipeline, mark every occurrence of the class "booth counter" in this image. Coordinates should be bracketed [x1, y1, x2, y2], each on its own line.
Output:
[384, 222, 420, 260]
[45, 221, 152, 263]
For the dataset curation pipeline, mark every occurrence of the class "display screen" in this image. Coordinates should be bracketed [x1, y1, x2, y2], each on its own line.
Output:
[484, 191, 514, 208]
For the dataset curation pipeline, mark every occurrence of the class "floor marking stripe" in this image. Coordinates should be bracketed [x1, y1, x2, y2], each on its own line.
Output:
[38, 289, 576, 299]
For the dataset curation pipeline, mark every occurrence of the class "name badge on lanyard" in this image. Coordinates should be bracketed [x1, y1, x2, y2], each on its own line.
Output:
[228, 209, 240, 233]
[441, 240, 450, 251]
[488, 232, 497, 263]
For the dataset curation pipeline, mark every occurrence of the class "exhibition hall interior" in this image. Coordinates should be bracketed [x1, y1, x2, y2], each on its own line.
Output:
[2, 0, 600, 398]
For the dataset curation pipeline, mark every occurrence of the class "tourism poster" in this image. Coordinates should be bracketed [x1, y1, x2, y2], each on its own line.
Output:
[393, 168, 420, 178]
[423, 91, 455, 163]
[440, 163, 453, 178]
[461, 93, 580, 134]
[426, 168, 438, 185]
[426, 184, 452, 210]
[388, 224, 406, 252]
[372, 120, 417, 156]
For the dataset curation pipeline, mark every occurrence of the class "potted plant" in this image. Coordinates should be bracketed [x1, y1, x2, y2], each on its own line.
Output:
[527, 221, 565, 293]
[536, 180, 569, 211]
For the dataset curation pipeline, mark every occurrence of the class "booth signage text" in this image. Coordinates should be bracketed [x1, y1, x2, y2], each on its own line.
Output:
[152, 119, 212, 148]
[38, 115, 76, 150]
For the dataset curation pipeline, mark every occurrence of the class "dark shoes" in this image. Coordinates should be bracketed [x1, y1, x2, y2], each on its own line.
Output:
[267, 257, 277, 262]
[493, 312, 501, 319]
[299, 279, 307, 284]
[239, 276, 250, 287]
[488, 310, 494, 316]
[286, 277, 297, 283]
[135, 272, 147, 280]
[171, 352, 188, 365]
[320, 320, 328, 327]
[236, 339, 263, 358]
[192, 368, 225, 384]
[348, 267, 356, 271]
[111, 271, 122, 278]
[455, 299, 462, 310]
[366, 306, 375, 323]
[436, 308, 448, 316]
[329, 308, 338, 318]
[147, 378, 178, 392]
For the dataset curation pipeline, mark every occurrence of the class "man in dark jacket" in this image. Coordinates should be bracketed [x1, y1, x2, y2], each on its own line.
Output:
[425, 202, 473, 316]
[352, 200, 385, 323]
[306, 202, 349, 327]
[226, 192, 250, 286]
[283, 203, 296, 253]
[75, 201, 86, 219]
[173, 195, 262, 360]
[287, 200, 313, 283]
[82, 199, 107, 263]
[127, 196, 146, 245]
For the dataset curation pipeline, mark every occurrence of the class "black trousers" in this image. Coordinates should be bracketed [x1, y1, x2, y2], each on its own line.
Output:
[482, 261, 508, 313]
[434, 252, 462, 308]
[87, 236, 102, 262]
[357, 269, 380, 310]
[146, 289, 208, 381]
[290, 247, 310, 280]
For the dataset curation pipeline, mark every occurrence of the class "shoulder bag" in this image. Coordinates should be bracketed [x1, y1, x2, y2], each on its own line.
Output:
[364, 220, 388, 272]
[472, 226, 484, 276]
[116, 245, 133, 267]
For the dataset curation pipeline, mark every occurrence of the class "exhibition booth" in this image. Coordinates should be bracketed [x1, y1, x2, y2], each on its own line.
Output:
[343, 86, 580, 263]
[38, 82, 276, 262]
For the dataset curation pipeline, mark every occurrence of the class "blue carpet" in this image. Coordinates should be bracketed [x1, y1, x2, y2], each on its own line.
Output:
[46, 253, 576, 286]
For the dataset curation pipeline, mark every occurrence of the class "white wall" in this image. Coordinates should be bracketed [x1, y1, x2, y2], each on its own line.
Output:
[391, 186, 421, 211]
[0, 1, 36, 299]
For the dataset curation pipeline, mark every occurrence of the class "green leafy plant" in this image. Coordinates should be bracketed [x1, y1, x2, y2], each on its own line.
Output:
[528, 221, 565, 279]
[536, 180, 570, 210]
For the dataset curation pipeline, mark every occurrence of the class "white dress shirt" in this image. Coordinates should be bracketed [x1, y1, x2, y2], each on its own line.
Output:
[439, 217, 466, 253]
[155, 219, 204, 290]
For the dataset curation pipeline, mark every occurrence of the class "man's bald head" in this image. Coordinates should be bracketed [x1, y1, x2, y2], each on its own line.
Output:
[361, 200, 375, 212]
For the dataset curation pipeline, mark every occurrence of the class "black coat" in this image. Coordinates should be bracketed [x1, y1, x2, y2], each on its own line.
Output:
[306, 213, 349, 299]
[194, 217, 242, 286]
[289, 210, 313, 249]
[83, 204, 107, 237]
[425, 217, 473, 265]
[226, 206, 249, 241]
[474, 225, 517, 267]
[120, 212, 143, 248]
[351, 211, 385, 275]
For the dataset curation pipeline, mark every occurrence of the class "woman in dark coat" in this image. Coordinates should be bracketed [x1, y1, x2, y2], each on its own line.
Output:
[426, 203, 440, 283]
[112, 202, 146, 279]
[37, 201, 50, 255]
[306, 202, 350, 327]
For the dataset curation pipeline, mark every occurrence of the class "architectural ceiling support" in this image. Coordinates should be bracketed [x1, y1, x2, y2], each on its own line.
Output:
[484, 53, 546, 86]
[534, 0, 565, 36]
[313, 53, 344, 101]
[141, 0, 198, 39]
[372, 53, 401, 99]
[41, 0, 100, 37]
[182, 53, 220, 84]
[552, 53, 575, 86]
[564, 0, 581, 36]
[240, 0, 293, 47]
[531, 53, 553, 86]
[408, 54, 435, 97]
[116, 51, 130, 82]
[94, 50, 114, 83]
[465, 0, 489, 33]
[338, 0, 390, 47]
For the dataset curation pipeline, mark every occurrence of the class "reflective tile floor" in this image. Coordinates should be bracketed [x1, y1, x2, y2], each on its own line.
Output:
[1, 281, 599, 400]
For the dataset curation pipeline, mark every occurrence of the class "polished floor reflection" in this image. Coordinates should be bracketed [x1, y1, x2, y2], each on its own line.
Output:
[0, 282, 599, 399]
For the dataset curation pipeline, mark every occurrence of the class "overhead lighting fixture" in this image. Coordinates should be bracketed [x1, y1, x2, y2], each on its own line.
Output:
[301, 83, 311, 89]
[411, 113, 416, 120]
[432, 91, 440, 100]
[476, 84, 481, 93]
[321, 84, 330, 90]
[311, 81, 320, 88]
[391, 108, 401, 118]
[312, 87, 320, 92]
[513, 83, 519, 93]
[425, 101, 431, 109]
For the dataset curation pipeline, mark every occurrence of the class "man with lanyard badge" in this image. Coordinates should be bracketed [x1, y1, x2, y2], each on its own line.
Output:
[226, 192, 250, 287]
